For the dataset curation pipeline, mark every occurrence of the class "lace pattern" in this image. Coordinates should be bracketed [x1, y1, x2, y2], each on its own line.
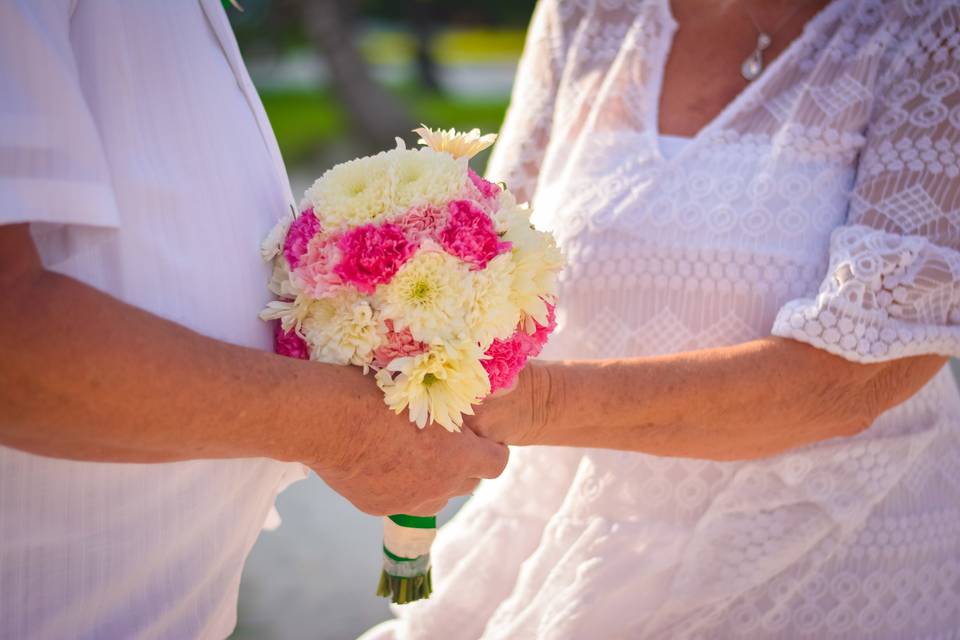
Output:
[772, 3, 960, 362]
[774, 225, 960, 361]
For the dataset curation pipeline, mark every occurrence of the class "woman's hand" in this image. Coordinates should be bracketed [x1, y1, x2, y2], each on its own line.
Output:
[466, 361, 556, 446]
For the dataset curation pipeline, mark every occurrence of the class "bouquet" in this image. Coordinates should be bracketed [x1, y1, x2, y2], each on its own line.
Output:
[260, 126, 563, 603]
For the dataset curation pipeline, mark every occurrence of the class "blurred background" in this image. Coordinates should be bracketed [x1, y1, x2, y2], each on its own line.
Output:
[229, 0, 536, 198]
[226, 2, 534, 638]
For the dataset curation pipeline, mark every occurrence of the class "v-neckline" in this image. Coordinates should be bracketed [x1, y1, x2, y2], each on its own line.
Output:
[648, 0, 847, 166]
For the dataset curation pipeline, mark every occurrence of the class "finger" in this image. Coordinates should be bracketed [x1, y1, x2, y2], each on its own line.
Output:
[458, 429, 509, 479]
[453, 477, 481, 496]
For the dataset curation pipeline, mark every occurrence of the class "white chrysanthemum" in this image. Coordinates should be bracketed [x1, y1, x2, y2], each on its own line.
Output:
[388, 146, 467, 213]
[375, 341, 490, 432]
[376, 244, 473, 343]
[467, 253, 521, 349]
[414, 124, 497, 160]
[261, 215, 292, 261]
[300, 292, 385, 368]
[304, 152, 393, 229]
[259, 293, 312, 334]
[503, 209, 564, 328]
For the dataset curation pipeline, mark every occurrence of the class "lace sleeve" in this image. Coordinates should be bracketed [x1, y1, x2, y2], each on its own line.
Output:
[484, 0, 562, 205]
[772, 4, 960, 363]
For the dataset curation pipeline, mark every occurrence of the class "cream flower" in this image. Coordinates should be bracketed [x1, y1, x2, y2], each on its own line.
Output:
[503, 207, 564, 329]
[261, 215, 292, 261]
[267, 258, 299, 298]
[467, 253, 521, 349]
[259, 293, 312, 334]
[304, 152, 393, 230]
[388, 146, 467, 213]
[300, 291, 385, 368]
[414, 124, 497, 160]
[492, 189, 530, 234]
[375, 341, 490, 432]
[376, 243, 473, 343]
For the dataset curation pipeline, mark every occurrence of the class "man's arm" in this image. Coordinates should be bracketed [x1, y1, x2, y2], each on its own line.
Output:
[0, 223, 507, 515]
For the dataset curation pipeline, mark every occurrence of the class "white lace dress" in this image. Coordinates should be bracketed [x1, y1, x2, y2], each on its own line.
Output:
[365, 1, 960, 637]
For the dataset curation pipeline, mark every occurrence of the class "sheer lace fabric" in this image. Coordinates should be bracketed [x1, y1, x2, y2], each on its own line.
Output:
[366, 1, 960, 638]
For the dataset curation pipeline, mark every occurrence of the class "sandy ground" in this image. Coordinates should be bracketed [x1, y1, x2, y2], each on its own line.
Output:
[232, 474, 467, 640]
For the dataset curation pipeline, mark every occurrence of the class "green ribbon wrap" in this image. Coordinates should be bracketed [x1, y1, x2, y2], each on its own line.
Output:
[377, 514, 437, 604]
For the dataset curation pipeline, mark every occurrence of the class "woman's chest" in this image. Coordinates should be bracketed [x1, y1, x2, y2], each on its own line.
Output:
[657, 0, 833, 138]
[536, 0, 884, 283]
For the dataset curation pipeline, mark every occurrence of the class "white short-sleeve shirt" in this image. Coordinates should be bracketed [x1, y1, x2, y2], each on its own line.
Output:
[0, 2, 306, 637]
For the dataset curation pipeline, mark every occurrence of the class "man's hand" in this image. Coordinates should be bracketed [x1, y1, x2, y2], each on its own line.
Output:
[313, 388, 509, 516]
[1, 221, 507, 512]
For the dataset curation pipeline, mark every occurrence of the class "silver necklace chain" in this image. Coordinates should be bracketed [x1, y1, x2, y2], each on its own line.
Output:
[740, 1, 808, 81]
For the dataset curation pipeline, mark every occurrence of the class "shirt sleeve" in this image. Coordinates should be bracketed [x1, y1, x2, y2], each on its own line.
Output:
[771, 4, 960, 363]
[484, 0, 562, 205]
[0, 0, 119, 228]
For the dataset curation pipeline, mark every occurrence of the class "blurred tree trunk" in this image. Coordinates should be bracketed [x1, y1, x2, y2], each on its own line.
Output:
[299, 0, 414, 150]
[411, 1, 441, 93]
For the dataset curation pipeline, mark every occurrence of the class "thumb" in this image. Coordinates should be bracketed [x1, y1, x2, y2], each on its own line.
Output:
[458, 428, 509, 479]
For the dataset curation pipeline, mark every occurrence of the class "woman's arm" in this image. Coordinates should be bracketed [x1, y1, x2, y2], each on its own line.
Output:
[0, 224, 507, 515]
[470, 338, 947, 460]
[471, 5, 960, 462]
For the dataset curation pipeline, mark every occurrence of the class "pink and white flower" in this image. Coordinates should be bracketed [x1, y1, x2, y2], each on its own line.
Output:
[291, 233, 343, 299]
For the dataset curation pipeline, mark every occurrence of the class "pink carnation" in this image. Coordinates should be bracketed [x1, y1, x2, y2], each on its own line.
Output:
[439, 200, 511, 270]
[393, 205, 449, 241]
[334, 223, 416, 294]
[372, 320, 427, 369]
[482, 333, 529, 394]
[483, 303, 556, 393]
[292, 233, 343, 298]
[283, 208, 322, 269]
[468, 168, 502, 202]
[274, 323, 309, 360]
[517, 302, 557, 358]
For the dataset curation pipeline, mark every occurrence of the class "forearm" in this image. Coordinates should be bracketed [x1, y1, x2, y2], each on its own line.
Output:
[526, 337, 946, 460]
[0, 265, 367, 468]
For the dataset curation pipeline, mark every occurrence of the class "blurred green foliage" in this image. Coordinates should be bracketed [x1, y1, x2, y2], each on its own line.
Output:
[229, 1, 528, 169]
[359, 28, 526, 64]
[228, 0, 536, 56]
[262, 86, 509, 167]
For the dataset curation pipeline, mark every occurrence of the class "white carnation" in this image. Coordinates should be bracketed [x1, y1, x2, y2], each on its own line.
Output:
[492, 189, 530, 234]
[301, 291, 385, 368]
[304, 152, 394, 230]
[267, 257, 303, 299]
[388, 147, 468, 213]
[261, 215, 292, 261]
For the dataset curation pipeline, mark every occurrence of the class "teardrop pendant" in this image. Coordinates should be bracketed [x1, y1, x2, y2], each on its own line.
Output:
[741, 50, 763, 81]
[741, 32, 771, 82]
